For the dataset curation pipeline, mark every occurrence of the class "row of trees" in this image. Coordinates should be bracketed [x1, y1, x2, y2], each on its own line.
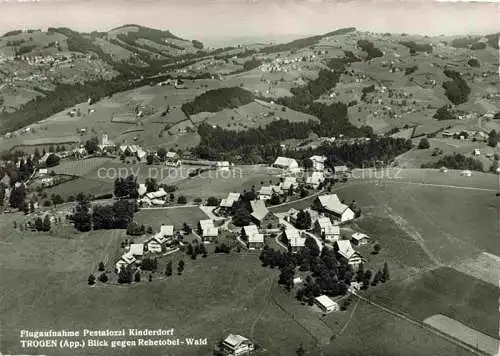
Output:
[422, 153, 484, 171]
[71, 197, 138, 231]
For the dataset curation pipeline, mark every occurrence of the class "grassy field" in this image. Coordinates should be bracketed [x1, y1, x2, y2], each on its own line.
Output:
[323, 299, 470, 356]
[50, 157, 114, 176]
[133, 206, 209, 231]
[365, 267, 498, 339]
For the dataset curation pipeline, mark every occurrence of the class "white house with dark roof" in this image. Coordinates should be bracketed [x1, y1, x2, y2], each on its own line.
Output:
[351, 232, 370, 246]
[334, 240, 365, 268]
[309, 155, 327, 171]
[222, 334, 255, 355]
[273, 156, 299, 172]
[313, 194, 355, 222]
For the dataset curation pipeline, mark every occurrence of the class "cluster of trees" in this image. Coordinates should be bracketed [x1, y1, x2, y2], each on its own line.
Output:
[126, 221, 146, 235]
[418, 138, 430, 149]
[185, 241, 207, 259]
[404, 65, 418, 75]
[422, 153, 483, 171]
[488, 130, 499, 148]
[242, 58, 263, 71]
[114, 175, 139, 199]
[356, 39, 383, 60]
[141, 257, 159, 271]
[214, 243, 231, 254]
[450, 36, 481, 49]
[295, 210, 312, 230]
[399, 41, 433, 54]
[182, 87, 255, 116]
[361, 84, 376, 102]
[442, 70, 471, 105]
[467, 58, 480, 67]
[433, 105, 458, 121]
[71, 196, 137, 231]
[33, 215, 52, 232]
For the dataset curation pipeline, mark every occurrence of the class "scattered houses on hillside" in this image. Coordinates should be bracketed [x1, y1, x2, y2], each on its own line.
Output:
[250, 200, 279, 229]
[313, 194, 355, 222]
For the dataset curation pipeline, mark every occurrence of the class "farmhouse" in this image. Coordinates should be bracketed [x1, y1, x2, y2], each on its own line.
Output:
[250, 200, 279, 229]
[283, 228, 305, 252]
[165, 151, 181, 167]
[314, 295, 339, 313]
[273, 156, 299, 172]
[334, 240, 365, 268]
[313, 195, 355, 222]
[280, 177, 297, 193]
[351, 232, 370, 246]
[305, 171, 325, 189]
[314, 217, 340, 242]
[129, 243, 145, 259]
[199, 219, 219, 239]
[219, 192, 241, 211]
[145, 188, 167, 200]
[333, 165, 350, 179]
[461, 170, 472, 177]
[216, 161, 231, 171]
[309, 155, 327, 171]
[37, 168, 48, 176]
[258, 185, 281, 201]
[248, 232, 264, 249]
[221, 334, 255, 356]
[115, 252, 137, 272]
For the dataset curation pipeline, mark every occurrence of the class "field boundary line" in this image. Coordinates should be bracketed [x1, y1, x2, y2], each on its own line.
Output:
[353, 293, 491, 356]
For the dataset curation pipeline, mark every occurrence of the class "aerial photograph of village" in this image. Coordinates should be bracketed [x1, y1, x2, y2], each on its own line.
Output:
[0, 0, 498, 355]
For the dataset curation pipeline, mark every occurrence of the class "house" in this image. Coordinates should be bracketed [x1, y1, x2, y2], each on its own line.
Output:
[157, 224, 174, 239]
[129, 243, 144, 258]
[37, 168, 48, 176]
[199, 219, 219, 239]
[220, 192, 241, 211]
[280, 177, 297, 193]
[258, 185, 281, 200]
[461, 170, 472, 177]
[145, 188, 167, 200]
[222, 334, 255, 356]
[314, 295, 339, 313]
[283, 228, 305, 251]
[115, 252, 136, 272]
[334, 240, 365, 268]
[313, 195, 355, 222]
[314, 217, 340, 242]
[309, 155, 327, 171]
[165, 151, 181, 167]
[248, 233, 264, 249]
[286, 208, 300, 225]
[39, 152, 51, 164]
[351, 232, 370, 246]
[273, 156, 299, 172]
[440, 167, 448, 173]
[473, 148, 481, 156]
[250, 200, 279, 229]
[333, 165, 350, 179]
[138, 184, 147, 197]
[293, 277, 303, 285]
[305, 171, 325, 189]
[40, 177, 55, 187]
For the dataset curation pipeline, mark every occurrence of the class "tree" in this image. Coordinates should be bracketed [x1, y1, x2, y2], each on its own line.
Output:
[146, 154, 154, 165]
[183, 222, 192, 234]
[200, 243, 207, 258]
[296, 344, 306, 356]
[232, 206, 251, 227]
[98, 273, 108, 283]
[165, 260, 173, 276]
[191, 248, 197, 260]
[45, 154, 60, 167]
[157, 147, 167, 160]
[488, 130, 498, 148]
[296, 210, 312, 230]
[206, 196, 219, 206]
[72, 199, 92, 232]
[146, 225, 153, 234]
[88, 274, 96, 285]
[418, 138, 430, 149]
[134, 271, 141, 282]
[373, 243, 381, 254]
[382, 262, 390, 282]
[98, 262, 105, 271]
[177, 195, 187, 204]
[51, 194, 63, 207]
[302, 158, 313, 170]
[42, 215, 51, 232]
[177, 260, 185, 275]
[84, 136, 99, 154]
[269, 193, 281, 206]
[186, 243, 194, 256]
[145, 178, 158, 193]
[9, 184, 26, 209]
[34, 217, 44, 231]
[29, 200, 35, 213]
[363, 270, 372, 289]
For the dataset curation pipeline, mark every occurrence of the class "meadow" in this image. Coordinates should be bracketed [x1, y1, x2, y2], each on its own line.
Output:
[133, 206, 209, 231]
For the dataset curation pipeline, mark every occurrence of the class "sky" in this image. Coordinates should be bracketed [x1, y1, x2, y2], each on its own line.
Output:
[0, 0, 498, 43]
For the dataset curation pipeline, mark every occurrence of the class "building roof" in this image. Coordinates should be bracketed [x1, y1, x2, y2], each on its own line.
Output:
[216, 161, 230, 167]
[286, 229, 305, 247]
[273, 156, 298, 168]
[220, 192, 241, 208]
[145, 188, 167, 200]
[121, 252, 136, 264]
[315, 295, 337, 309]
[166, 151, 178, 159]
[243, 225, 259, 237]
[316, 217, 333, 229]
[199, 219, 215, 230]
[259, 185, 281, 197]
[352, 232, 369, 241]
[334, 165, 349, 173]
[336, 240, 355, 259]
[138, 184, 147, 197]
[203, 227, 219, 237]
[248, 233, 264, 244]
[310, 155, 327, 163]
[306, 171, 324, 185]
[250, 200, 271, 222]
[223, 334, 250, 348]
[317, 194, 350, 215]
[159, 225, 174, 237]
[282, 177, 297, 190]
[129, 243, 144, 256]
